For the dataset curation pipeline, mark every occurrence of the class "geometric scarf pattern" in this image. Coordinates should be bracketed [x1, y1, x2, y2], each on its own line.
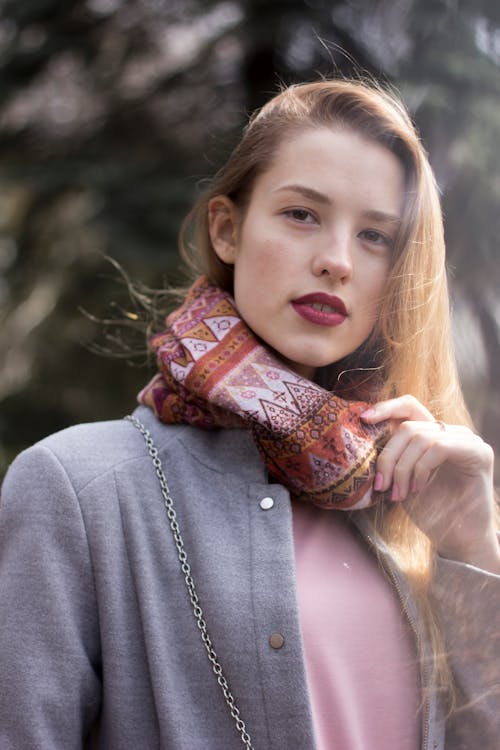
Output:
[138, 277, 390, 510]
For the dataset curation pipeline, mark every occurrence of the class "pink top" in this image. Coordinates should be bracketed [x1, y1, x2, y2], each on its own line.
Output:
[292, 501, 421, 750]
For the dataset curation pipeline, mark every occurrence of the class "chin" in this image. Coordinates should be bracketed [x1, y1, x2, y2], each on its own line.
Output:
[276, 345, 350, 380]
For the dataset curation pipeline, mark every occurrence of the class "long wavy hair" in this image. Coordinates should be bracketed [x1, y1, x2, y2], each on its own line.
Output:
[179, 79, 472, 702]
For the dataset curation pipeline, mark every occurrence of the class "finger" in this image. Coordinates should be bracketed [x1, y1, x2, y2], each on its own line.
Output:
[375, 421, 472, 495]
[410, 447, 441, 497]
[361, 394, 435, 425]
[391, 432, 441, 501]
[375, 420, 444, 494]
[411, 431, 491, 493]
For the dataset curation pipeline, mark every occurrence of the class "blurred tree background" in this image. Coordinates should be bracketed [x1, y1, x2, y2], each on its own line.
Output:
[0, 0, 499, 479]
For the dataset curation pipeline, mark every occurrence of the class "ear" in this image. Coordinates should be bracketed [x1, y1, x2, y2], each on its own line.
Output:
[207, 196, 241, 265]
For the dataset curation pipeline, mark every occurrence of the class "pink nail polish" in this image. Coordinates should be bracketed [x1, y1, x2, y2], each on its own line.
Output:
[391, 483, 400, 502]
[361, 407, 375, 418]
[374, 472, 384, 491]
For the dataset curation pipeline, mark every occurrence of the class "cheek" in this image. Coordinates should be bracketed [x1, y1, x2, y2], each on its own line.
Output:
[371, 271, 389, 303]
[359, 263, 390, 320]
[236, 235, 294, 278]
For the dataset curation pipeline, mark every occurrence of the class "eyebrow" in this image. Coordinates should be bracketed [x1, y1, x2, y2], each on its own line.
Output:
[274, 183, 402, 226]
[275, 183, 330, 204]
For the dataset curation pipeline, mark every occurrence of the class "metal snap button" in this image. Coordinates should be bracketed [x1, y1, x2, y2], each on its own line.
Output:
[269, 633, 285, 649]
[259, 496, 274, 510]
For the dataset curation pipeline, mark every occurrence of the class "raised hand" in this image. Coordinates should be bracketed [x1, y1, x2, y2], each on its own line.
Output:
[362, 395, 500, 574]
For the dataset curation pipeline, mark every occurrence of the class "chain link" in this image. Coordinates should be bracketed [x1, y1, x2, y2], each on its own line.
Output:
[125, 415, 255, 750]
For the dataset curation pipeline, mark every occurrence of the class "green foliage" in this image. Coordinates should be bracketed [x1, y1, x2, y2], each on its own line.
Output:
[0, 0, 499, 478]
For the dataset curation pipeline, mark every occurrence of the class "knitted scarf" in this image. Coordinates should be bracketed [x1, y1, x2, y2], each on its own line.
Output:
[139, 277, 390, 510]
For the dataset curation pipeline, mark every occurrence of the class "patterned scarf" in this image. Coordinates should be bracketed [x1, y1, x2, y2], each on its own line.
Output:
[139, 277, 390, 510]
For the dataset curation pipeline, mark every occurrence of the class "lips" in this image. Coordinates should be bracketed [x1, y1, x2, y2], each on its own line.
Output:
[291, 292, 348, 327]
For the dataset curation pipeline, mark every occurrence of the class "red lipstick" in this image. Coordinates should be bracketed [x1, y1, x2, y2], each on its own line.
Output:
[291, 292, 348, 327]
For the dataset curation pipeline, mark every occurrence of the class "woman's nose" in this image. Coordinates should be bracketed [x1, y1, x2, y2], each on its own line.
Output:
[311, 231, 353, 282]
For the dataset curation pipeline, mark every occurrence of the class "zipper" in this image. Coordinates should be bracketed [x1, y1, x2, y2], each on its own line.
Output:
[358, 526, 432, 750]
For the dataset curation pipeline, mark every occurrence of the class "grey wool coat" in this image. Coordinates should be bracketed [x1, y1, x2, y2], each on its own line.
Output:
[0, 405, 498, 749]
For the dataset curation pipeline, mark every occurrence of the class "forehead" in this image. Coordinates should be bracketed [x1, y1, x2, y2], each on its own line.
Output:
[250, 127, 405, 215]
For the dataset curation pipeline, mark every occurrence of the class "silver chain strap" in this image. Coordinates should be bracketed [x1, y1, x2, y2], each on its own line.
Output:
[125, 415, 255, 750]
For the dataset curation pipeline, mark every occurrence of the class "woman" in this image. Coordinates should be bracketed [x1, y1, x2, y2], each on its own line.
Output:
[0, 80, 498, 749]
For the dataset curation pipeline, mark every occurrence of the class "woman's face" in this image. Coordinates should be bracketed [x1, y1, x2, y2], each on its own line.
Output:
[209, 127, 405, 379]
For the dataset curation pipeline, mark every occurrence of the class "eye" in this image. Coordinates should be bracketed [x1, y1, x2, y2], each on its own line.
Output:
[283, 208, 318, 224]
[359, 229, 392, 248]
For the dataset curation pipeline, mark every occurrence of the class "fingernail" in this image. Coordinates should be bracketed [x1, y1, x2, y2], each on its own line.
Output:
[374, 471, 384, 491]
[391, 483, 400, 502]
[361, 407, 376, 418]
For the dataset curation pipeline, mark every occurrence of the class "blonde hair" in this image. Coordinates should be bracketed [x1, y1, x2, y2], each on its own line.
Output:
[180, 79, 472, 703]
